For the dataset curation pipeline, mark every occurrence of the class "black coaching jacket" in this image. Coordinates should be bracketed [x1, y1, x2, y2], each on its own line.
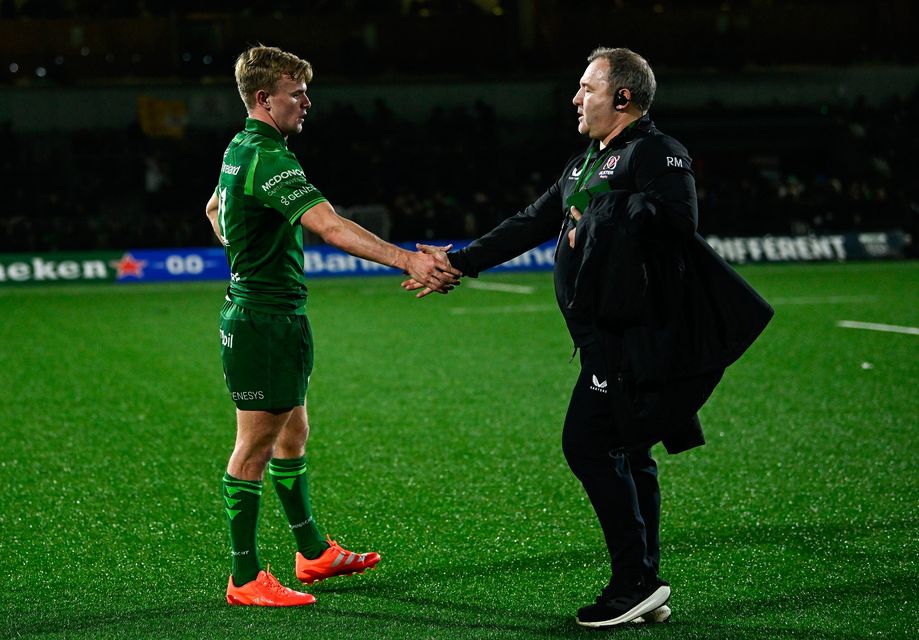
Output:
[449, 115, 773, 452]
[566, 190, 773, 451]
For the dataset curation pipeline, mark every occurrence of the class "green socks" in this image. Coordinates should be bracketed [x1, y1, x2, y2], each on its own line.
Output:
[222, 473, 263, 586]
[221, 458, 328, 585]
[268, 457, 330, 559]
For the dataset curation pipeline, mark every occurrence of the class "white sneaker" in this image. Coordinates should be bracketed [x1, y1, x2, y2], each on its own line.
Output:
[631, 604, 671, 624]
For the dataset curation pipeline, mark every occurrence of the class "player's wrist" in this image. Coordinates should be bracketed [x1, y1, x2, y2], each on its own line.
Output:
[393, 248, 411, 274]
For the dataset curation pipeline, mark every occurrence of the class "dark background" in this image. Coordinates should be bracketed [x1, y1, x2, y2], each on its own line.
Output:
[1, 0, 917, 252]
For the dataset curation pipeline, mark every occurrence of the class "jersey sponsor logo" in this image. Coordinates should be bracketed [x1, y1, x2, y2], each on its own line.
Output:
[590, 375, 608, 393]
[261, 168, 305, 192]
[568, 165, 583, 180]
[597, 155, 621, 178]
[666, 156, 684, 168]
[220, 329, 234, 349]
[221, 162, 241, 176]
[280, 185, 318, 207]
[232, 390, 265, 401]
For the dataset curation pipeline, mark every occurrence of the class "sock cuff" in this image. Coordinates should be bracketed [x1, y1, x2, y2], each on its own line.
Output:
[268, 457, 307, 478]
[223, 472, 263, 496]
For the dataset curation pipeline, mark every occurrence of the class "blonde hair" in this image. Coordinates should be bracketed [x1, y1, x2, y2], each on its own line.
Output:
[234, 45, 313, 111]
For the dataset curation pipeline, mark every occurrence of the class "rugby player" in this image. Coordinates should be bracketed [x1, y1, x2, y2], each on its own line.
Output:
[205, 44, 460, 606]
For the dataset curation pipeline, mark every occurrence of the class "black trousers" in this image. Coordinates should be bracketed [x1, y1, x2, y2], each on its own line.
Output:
[561, 341, 660, 584]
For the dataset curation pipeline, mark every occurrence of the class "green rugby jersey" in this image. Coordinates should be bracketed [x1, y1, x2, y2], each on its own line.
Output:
[215, 118, 327, 314]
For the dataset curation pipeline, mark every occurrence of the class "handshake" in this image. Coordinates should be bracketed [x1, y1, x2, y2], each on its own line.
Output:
[400, 243, 462, 299]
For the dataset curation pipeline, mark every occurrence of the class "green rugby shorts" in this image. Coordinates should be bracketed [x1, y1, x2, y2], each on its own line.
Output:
[219, 300, 314, 411]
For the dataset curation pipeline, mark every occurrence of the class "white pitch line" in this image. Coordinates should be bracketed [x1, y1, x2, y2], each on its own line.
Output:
[836, 320, 919, 336]
[465, 281, 535, 294]
[449, 304, 555, 315]
[771, 295, 878, 305]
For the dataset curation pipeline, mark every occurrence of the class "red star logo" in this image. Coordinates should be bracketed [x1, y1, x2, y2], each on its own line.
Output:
[110, 253, 148, 279]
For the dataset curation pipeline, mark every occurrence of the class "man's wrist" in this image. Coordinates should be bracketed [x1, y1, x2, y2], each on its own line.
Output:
[392, 248, 410, 274]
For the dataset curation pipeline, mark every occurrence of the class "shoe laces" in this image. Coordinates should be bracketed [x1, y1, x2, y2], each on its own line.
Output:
[325, 534, 342, 551]
[261, 564, 288, 595]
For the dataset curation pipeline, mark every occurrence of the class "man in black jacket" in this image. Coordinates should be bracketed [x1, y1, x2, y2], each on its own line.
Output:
[403, 47, 772, 628]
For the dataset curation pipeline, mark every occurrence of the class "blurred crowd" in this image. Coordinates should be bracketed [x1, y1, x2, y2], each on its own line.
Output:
[4, 2, 915, 85]
[3, 2, 915, 255]
[1, 90, 917, 254]
[688, 92, 919, 239]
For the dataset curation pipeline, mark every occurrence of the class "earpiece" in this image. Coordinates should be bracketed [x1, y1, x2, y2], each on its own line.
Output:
[613, 89, 629, 111]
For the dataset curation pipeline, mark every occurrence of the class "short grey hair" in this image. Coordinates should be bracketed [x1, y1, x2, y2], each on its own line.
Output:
[587, 47, 656, 113]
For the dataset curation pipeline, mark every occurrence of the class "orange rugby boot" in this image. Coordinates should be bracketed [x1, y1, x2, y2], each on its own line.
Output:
[296, 535, 381, 584]
[226, 565, 317, 606]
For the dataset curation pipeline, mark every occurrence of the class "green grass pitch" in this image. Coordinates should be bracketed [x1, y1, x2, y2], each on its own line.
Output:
[0, 261, 916, 639]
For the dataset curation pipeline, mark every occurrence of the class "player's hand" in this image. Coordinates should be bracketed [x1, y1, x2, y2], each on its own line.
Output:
[400, 277, 430, 298]
[402, 243, 461, 296]
[401, 274, 463, 298]
[568, 206, 583, 248]
[401, 244, 462, 298]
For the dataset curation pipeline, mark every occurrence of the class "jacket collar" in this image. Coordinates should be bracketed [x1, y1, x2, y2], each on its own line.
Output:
[596, 113, 654, 151]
